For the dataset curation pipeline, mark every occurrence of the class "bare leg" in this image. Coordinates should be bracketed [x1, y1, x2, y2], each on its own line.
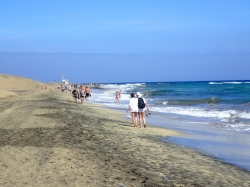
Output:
[138, 112, 143, 128]
[142, 112, 146, 127]
[131, 112, 137, 127]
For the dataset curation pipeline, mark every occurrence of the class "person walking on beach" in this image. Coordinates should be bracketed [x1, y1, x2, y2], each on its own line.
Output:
[68, 84, 72, 92]
[61, 84, 65, 92]
[80, 86, 85, 104]
[127, 93, 138, 127]
[85, 87, 91, 100]
[72, 89, 79, 103]
[119, 90, 122, 99]
[115, 91, 120, 103]
[137, 92, 149, 128]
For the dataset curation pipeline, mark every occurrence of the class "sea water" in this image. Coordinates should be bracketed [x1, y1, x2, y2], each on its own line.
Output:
[89, 81, 250, 171]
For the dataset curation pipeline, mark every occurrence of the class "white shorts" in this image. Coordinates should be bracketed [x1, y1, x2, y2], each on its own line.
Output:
[138, 108, 146, 113]
[130, 106, 138, 113]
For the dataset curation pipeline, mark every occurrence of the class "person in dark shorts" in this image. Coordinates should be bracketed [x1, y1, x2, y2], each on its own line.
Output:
[85, 87, 91, 100]
[72, 89, 79, 103]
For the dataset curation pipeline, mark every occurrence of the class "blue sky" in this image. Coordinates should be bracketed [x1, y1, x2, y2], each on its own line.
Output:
[0, 0, 250, 83]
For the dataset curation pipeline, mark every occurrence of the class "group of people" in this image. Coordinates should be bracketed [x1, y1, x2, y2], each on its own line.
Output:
[63, 84, 149, 127]
[127, 92, 150, 128]
[71, 86, 91, 103]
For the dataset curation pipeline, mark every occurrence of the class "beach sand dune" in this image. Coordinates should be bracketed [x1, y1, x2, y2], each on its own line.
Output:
[0, 74, 42, 99]
[0, 74, 41, 90]
[0, 75, 249, 187]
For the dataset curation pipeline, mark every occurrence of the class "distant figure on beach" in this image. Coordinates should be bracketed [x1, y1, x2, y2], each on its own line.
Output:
[72, 89, 79, 103]
[61, 84, 65, 92]
[85, 87, 91, 100]
[68, 85, 72, 92]
[127, 93, 138, 127]
[137, 92, 149, 128]
[119, 90, 122, 99]
[115, 91, 120, 103]
[80, 87, 85, 104]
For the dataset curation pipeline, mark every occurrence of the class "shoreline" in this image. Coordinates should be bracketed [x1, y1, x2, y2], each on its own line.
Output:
[89, 89, 250, 172]
[1, 88, 250, 186]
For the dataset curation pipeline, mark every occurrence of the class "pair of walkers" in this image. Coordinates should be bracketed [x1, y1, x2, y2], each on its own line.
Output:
[127, 92, 149, 128]
[71, 88, 82, 103]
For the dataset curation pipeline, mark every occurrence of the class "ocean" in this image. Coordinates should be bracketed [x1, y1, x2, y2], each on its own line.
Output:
[89, 81, 250, 171]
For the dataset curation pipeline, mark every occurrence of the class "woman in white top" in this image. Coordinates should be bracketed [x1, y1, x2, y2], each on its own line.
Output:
[127, 93, 138, 127]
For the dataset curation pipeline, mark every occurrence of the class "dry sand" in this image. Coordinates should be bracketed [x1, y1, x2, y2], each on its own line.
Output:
[0, 74, 42, 99]
[0, 74, 42, 90]
[0, 74, 249, 187]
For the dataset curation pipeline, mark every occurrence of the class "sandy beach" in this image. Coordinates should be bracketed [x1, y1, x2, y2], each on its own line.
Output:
[0, 74, 250, 187]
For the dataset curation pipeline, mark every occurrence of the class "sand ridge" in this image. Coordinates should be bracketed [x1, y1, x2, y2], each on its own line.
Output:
[0, 73, 42, 91]
[0, 73, 43, 99]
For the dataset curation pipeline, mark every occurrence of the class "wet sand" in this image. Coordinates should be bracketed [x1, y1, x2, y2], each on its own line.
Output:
[0, 76, 250, 186]
[144, 114, 250, 171]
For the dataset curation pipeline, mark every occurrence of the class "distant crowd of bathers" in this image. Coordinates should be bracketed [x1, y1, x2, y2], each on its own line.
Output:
[58, 83, 100, 104]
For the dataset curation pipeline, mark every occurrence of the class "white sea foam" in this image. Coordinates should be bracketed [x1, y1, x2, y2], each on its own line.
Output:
[150, 106, 250, 120]
[238, 112, 250, 119]
[101, 83, 140, 90]
[208, 81, 250, 85]
[185, 121, 209, 124]
[226, 123, 250, 132]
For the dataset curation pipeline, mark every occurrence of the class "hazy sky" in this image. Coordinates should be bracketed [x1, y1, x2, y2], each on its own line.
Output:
[0, 0, 250, 83]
